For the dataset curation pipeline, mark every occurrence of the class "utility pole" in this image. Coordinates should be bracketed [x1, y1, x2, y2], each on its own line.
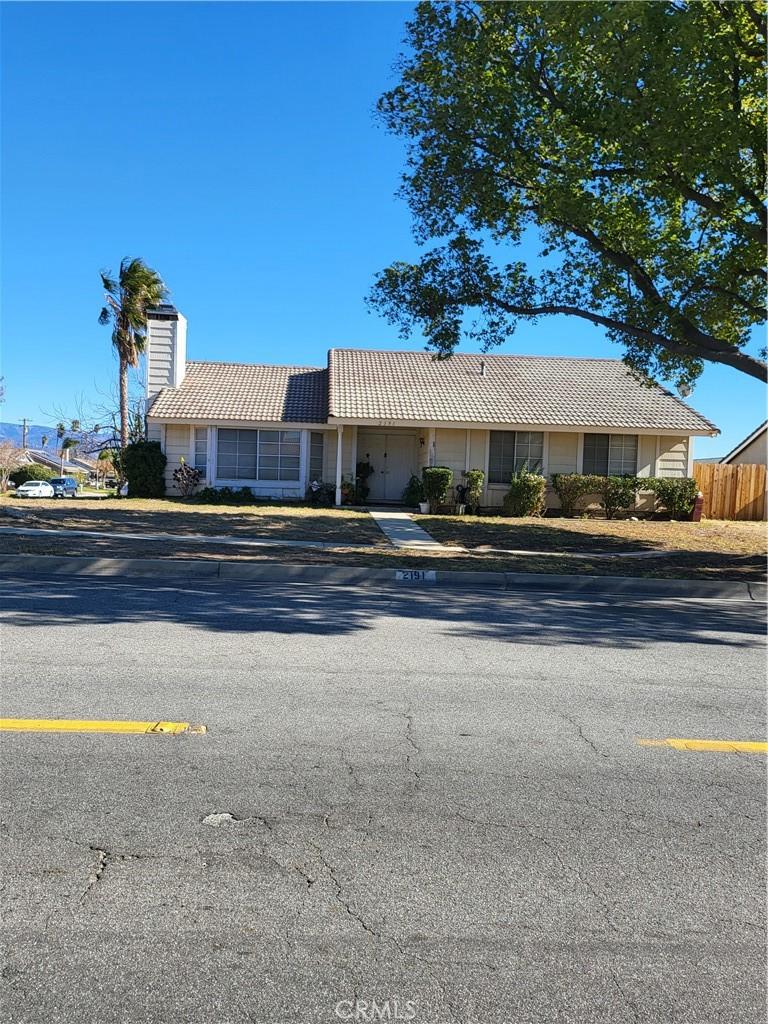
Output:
[20, 418, 30, 449]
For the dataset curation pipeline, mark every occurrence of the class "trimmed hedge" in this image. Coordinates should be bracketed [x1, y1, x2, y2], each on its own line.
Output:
[647, 477, 699, 519]
[122, 441, 166, 498]
[551, 473, 593, 517]
[598, 475, 639, 519]
[422, 466, 454, 507]
[551, 473, 699, 520]
[502, 467, 546, 517]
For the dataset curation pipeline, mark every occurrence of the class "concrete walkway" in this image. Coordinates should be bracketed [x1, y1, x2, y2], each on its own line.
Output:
[367, 510, 443, 549]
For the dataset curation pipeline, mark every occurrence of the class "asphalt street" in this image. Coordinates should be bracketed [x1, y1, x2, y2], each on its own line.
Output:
[0, 574, 765, 1024]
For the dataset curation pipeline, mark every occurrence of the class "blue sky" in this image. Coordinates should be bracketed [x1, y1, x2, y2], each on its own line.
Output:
[2, 0, 764, 458]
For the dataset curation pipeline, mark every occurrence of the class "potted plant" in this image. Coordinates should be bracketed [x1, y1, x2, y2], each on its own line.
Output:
[340, 478, 356, 504]
[354, 460, 374, 503]
[402, 474, 426, 510]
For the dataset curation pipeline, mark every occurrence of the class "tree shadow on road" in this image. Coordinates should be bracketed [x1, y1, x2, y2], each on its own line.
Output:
[1, 575, 764, 650]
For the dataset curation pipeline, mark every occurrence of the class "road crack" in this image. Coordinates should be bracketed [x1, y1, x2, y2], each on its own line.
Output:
[560, 713, 610, 759]
[80, 845, 109, 903]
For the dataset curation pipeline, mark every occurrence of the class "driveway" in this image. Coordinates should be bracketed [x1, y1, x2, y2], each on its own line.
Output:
[1, 576, 765, 1024]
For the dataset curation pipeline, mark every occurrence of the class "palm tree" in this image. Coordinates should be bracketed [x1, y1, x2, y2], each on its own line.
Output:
[60, 437, 77, 474]
[98, 258, 168, 451]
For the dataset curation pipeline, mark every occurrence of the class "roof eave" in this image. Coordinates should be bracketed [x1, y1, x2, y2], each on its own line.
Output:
[719, 420, 767, 463]
[326, 414, 716, 435]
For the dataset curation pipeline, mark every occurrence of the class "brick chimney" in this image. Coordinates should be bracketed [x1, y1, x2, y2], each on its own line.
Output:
[145, 305, 187, 406]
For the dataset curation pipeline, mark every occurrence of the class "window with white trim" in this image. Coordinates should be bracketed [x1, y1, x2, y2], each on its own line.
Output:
[582, 433, 638, 476]
[488, 431, 544, 483]
[216, 429, 301, 481]
[309, 432, 324, 481]
[194, 428, 207, 476]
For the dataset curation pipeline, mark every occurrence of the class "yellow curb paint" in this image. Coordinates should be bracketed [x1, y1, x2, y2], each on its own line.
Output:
[639, 738, 768, 754]
[0, 718, 206, 735]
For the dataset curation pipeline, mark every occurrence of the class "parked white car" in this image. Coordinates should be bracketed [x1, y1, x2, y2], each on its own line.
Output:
[15, 480, 55, 498]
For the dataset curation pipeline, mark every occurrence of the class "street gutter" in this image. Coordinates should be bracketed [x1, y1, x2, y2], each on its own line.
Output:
[1, 552, 765, 602]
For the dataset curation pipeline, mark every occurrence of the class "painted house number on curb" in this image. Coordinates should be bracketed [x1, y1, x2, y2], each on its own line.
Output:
[395, 570, 437, 583]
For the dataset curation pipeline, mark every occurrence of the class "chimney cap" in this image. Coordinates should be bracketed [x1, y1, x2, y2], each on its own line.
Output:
[147, 303, 179, 320]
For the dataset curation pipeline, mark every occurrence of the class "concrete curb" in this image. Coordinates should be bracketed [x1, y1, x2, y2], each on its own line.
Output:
[1, 552, 764, 602]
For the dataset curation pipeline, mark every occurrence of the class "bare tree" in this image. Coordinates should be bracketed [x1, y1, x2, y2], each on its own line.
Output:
[0, 443, 25, 491]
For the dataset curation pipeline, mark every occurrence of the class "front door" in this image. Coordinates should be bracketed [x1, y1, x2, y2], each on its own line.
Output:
[358, 432, 418, 502]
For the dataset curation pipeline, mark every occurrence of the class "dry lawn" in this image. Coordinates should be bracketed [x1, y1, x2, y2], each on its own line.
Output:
[0, 496, 385, 546]
[1, 497, 765, 580]
[416, 513, 767, 558]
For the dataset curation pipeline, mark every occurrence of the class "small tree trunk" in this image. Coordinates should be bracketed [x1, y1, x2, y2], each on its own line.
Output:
[119, 358, 129, 452]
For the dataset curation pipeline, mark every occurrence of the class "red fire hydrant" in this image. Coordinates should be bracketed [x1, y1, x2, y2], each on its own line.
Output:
[691, 491, 704, 522]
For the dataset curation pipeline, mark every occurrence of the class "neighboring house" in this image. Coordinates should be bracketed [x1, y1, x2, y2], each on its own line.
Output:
[22, 448, 97, 480]
[144, 305, 718, 507]
[719, 421, 767, 467]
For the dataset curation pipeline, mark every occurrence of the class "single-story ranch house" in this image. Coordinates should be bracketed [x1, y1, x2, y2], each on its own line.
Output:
[145, 305, 718, 508]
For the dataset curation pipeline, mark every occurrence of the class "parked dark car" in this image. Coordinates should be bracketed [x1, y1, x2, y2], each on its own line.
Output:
[50, 476, 79, 498]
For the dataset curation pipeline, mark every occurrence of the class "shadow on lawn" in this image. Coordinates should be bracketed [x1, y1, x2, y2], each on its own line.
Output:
[1, 575, 764, 650]
[8, 505, 382, 543]
[420, 518, 669, 553]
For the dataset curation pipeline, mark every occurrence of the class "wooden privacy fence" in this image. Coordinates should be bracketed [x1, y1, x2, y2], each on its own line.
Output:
[693, 463, 767, 521]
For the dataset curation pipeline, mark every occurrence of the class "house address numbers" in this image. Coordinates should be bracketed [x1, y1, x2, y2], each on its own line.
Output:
[395, 569, 437, 583]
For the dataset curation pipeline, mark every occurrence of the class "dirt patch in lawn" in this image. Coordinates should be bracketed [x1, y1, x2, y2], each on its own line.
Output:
[0, 496, 385, 546]
[1, 532, 764, 581]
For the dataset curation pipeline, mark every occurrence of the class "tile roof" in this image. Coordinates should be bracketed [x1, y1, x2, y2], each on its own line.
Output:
[147, 350, 717, 434]
[148, 361, 328, 424]
[327, 350, 717, 433]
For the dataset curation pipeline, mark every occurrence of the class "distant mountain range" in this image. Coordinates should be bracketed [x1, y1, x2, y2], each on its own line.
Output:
[0, 421, 111, 450]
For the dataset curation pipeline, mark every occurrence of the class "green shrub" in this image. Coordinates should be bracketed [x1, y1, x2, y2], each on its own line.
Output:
[463, 469, 485, 512]
[195, 486, 221, 504]
[422, 466, 454, 508]
[502, 466, 546, 517]
[306, 481, 335, 506]
[597, 475, 639, 519]
[551, 473, 596, 516]
[122, 441, 166, 498]
[10, 464, 55, 486]
[402, 474, 425, 506]
[647, 477, 698, 519]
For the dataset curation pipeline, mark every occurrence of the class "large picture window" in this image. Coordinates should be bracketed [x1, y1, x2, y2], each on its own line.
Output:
[583, 433, 638, 476]
[216, 429, 301, 481]
[488, 431, 544, 484]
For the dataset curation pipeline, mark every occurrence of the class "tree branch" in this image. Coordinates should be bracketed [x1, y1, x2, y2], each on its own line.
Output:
[482, 296, 768, 381]
[742, 1, 767, 36]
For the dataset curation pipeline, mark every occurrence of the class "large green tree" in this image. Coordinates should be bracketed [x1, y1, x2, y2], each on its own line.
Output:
[369, 1, 767, 386]
[98, 258, 168, 450]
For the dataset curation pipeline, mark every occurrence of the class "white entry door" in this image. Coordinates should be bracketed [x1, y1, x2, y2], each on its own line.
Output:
[358, 432, 418, 502]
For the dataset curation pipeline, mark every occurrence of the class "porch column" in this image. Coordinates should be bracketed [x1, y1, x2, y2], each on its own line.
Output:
[428, 427, 436, 467]
[350, 425, 358, 479]
[334, 425, 344, 506]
